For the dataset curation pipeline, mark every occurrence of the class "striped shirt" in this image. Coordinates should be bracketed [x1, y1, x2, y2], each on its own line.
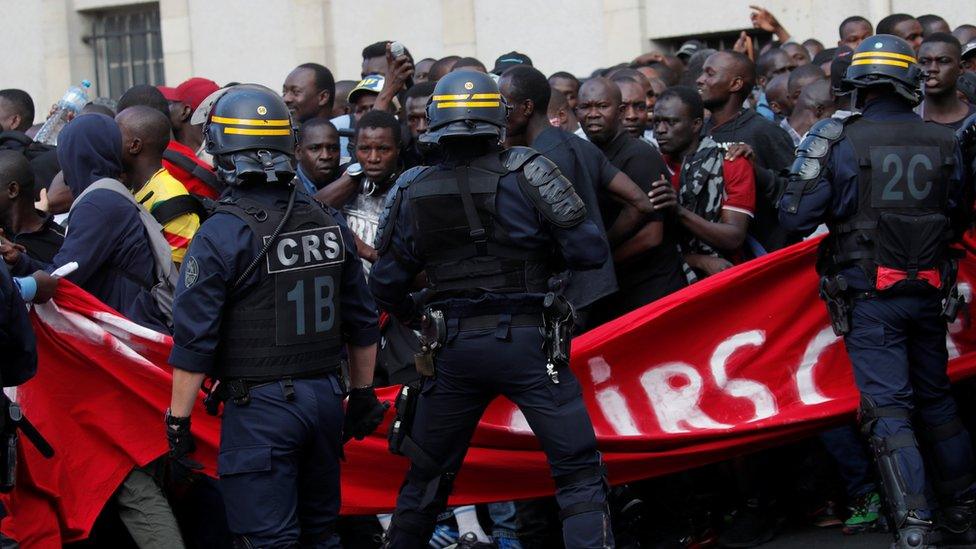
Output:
[134, 168, 200, 263]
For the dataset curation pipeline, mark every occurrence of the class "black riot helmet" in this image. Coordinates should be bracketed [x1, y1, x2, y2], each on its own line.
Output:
[844, 34, 923, 105]
[202, 84, 297, 186]
[420, 70, 509, 145]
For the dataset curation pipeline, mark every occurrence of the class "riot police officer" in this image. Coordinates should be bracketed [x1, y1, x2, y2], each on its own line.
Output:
[780, 35, 975, 548]
[369, 71, 613, 548]
[165, 84, 387, 548]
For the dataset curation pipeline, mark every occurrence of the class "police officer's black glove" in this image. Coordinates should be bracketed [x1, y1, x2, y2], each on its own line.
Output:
[343, 386, 390, 443]
[164, 410, 203, 485]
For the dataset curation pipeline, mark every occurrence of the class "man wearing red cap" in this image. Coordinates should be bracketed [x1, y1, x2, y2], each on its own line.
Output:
[159, 77, 222, 199]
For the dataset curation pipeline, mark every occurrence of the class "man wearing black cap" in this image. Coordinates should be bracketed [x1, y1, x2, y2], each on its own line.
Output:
[676, 40, 703, 64]
[962, 41, 976, 73]
[491, 51, 532, 75]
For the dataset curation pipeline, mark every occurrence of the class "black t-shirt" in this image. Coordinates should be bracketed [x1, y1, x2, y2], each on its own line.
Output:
[594, 131, 687, 311]
[532, 127, 620, 309]
[943, 104, 976, 131]
[12, 213, 65, 264]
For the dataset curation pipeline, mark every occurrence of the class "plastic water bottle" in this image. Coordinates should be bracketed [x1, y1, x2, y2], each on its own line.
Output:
[390, 41, 405, 59]
[34, 80, 92, 145]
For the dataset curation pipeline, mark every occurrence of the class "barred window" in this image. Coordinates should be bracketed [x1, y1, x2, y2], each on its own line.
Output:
[655, 29, 772, 57]
[86, 4, 164, 99]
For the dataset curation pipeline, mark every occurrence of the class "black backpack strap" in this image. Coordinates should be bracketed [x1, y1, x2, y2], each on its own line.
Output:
[150, 194, 207, 226]
[0, 131, 33, 149]
[163, 149, 220, 192]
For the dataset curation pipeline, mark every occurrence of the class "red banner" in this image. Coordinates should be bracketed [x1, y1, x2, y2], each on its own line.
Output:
[6, 236, 976, 547]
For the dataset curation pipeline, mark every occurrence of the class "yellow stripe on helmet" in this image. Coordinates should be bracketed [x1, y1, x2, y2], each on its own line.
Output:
[853, 51, 916, 63]
[851, 58, 910, 68]
[211, 115, 291, 127]
[470, 93, 501, 100]
[435, 101, 502, 108]
[223, 127, 292, 136]
[432, 94, 471, 101]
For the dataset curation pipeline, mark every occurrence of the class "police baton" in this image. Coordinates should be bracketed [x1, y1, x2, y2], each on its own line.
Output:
[7, 401, 54, 458]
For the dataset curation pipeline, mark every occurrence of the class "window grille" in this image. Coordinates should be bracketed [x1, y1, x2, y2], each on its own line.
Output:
[85, 4, 164, 99]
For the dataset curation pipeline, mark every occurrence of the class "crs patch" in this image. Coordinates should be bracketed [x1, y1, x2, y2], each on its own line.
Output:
[183, 256, 199, 288]
[265, 226, 345, 274]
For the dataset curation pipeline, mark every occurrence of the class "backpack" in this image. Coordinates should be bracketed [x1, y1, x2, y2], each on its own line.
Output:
[69, 178, 180, 327]
[162, 149, 222, 195]
[147, 193, 211, 226]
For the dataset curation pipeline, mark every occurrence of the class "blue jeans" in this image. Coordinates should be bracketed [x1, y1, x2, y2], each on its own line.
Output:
[818, 425, 876, 499]
[488, 501, 523, 548]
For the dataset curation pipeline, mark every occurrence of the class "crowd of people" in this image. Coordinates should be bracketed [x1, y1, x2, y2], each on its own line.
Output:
[2, 4, 976, 549]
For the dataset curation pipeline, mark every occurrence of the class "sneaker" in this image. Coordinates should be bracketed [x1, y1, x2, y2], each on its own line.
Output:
[429, 524, 459, 549]
[718, 503, 777, 548]
[446, 532, 497, 548]
[809, 500, 843, 528]
[843, 492, 881, 535]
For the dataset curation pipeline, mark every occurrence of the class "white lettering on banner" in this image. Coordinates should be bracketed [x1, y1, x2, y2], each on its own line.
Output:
[947, 283, 972, 359]
[596, 389, 641, 436]
[589, 356, 640, 435]
[508, 408, 532, 433]
[641, 363, 732, 433]
[709, 330, 777, 421]
[277, 238, 298, 266]
[796, 327, 842, 405]
[507, 277, 976, 437]
[589, 356, 612, 384]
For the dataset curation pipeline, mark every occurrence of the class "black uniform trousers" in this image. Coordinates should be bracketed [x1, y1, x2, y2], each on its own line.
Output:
[387, 322, 612, 548]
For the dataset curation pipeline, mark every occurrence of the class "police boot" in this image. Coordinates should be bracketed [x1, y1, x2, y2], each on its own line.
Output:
[937, 499, 976, 545]
[893, 514, 935, 549]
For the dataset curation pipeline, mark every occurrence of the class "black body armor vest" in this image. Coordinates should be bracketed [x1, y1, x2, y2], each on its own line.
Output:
[405, 154, 553, 300]
[213, 195, 345, 380]
[820, 118, 957, 287]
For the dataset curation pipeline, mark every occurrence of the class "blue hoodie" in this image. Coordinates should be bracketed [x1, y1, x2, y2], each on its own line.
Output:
[13, 114, 166, 331]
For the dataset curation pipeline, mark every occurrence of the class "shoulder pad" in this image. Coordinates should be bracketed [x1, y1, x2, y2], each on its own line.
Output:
[500, 146, 539, 172]
[781, 117, 854, 215]
[375, 166, 432, 253]
[792, 115, 852, 170]
[515, 153, 586, 229]
[808, 116, 847, 141]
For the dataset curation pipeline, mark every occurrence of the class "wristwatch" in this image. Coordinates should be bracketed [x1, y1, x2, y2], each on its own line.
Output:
[345, 163, 364, 179]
